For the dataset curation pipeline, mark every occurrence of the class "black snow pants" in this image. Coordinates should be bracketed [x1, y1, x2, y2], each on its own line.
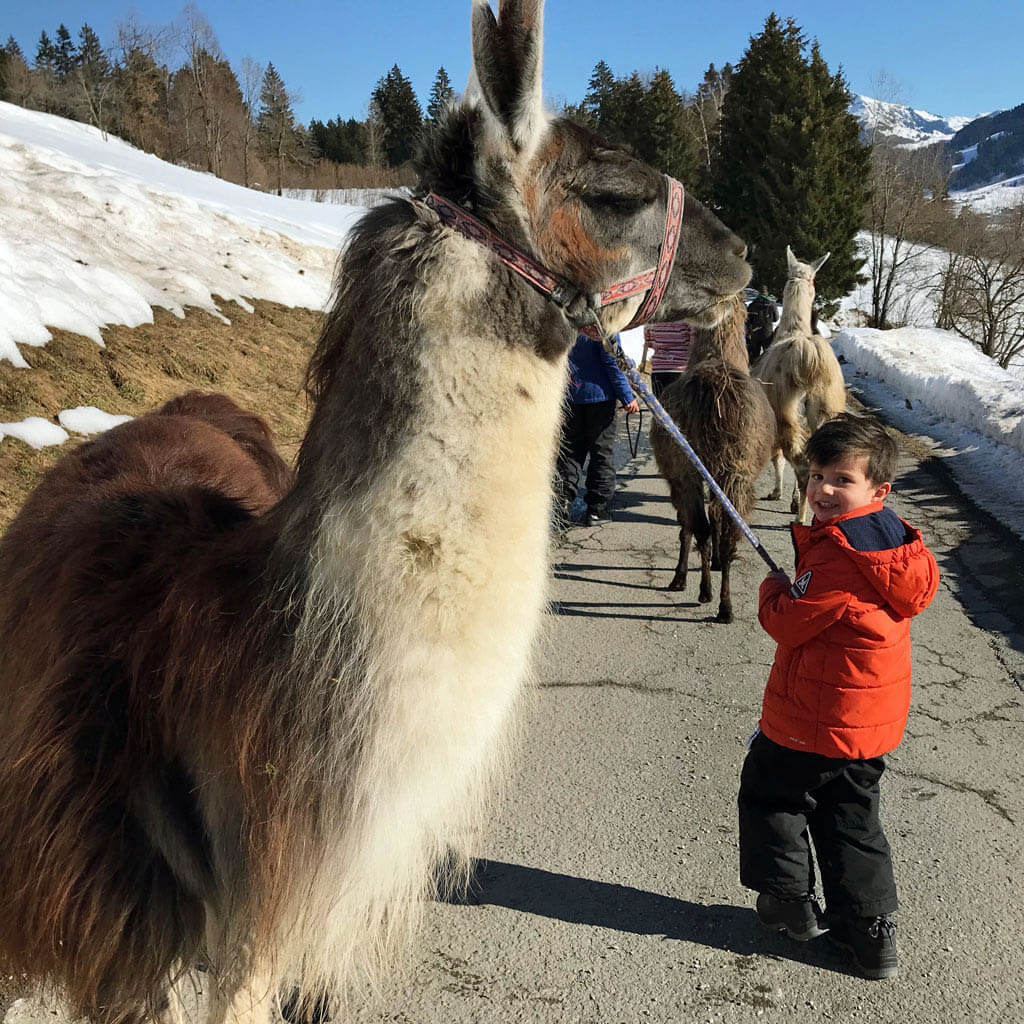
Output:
[738, 731, 899, 919]
[556, 399, 618, 512]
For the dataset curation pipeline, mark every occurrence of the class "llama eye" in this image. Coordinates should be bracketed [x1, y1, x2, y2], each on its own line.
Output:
[578, 190, 646, 214]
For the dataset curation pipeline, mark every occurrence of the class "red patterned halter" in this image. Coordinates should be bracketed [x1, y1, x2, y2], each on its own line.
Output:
[422, 175, 685, 338]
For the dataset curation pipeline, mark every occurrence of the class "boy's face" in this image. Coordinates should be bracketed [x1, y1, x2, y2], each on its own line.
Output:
[807, 454, 891, 522]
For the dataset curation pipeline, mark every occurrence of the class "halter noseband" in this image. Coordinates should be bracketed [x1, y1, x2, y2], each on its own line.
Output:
[422, 175, 685, 341]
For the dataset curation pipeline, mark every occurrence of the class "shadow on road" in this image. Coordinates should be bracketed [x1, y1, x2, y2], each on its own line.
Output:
[445, 859, 858, 976]
[550, 600, 714, 624]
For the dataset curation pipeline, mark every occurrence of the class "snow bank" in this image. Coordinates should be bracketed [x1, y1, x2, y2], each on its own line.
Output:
[835, 325, 1024, 538]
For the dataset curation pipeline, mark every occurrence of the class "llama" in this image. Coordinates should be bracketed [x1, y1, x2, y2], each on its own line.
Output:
[0, 3, 750, 1022]
[650, 298, 774, 623]
[754, 246, 847, 521]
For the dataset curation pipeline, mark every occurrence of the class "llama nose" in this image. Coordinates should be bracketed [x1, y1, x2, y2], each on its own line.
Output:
[734, 240, 748, 260]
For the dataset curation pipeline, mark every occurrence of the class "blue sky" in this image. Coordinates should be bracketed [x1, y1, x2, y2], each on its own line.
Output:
[4, 1, 1020, 124]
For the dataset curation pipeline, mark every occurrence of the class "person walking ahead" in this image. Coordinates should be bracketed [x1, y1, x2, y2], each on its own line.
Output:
[738, 413, 939, 980]
[556, 333, 638, 526]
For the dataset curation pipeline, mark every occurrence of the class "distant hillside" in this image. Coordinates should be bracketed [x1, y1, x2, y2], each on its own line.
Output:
[948, 103, 1024, 191]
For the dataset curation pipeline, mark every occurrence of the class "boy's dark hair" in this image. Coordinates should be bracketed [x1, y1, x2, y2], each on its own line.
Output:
[805, 413, 898, 484]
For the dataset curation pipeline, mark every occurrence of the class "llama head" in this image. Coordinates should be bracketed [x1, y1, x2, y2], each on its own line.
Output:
[420, 0, 750, 339]
[786, 246, 831, 282]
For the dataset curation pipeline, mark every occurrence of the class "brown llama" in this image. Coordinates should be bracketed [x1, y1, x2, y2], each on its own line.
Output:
[754, 246, 847, 522]
[0, 3, 750, 1022]
[650, 297, 774, 623]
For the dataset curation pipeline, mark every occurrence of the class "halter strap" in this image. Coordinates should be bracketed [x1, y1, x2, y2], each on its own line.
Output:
[422, 174, 685, 336]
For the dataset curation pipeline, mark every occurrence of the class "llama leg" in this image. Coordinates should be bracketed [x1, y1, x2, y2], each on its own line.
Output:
[204, 964, 277, 1024]
[766, 450, 784, 500]
[715, 522, 739, 624]
[792, 458, 810, 522]
[157, 978, 191, 1024]
[696, 535, 713, 604]
[668, 523, 692, 591]
[694, 504, 713, 604]
[667, 483, 700, 591]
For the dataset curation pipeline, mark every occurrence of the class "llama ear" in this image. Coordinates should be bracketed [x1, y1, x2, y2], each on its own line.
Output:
[471, 0, 546, 155]
[786, 245, 799, 274]
[811, 252, 831, 276]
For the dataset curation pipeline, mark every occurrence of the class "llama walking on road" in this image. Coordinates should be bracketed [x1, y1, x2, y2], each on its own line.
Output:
[754, 246, 847, 522]
[0, 3, 751, 1023]
[651, 299, 775, 623]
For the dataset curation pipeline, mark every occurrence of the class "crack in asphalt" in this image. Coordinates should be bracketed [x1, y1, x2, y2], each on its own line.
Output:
[888, 765, 1016, 825]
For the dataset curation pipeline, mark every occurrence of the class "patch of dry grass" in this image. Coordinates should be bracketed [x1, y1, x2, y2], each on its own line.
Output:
[0, 299, 322, 532]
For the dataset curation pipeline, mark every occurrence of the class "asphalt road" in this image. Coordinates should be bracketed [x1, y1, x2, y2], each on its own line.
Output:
[6, 418, 1022, 1024]
[347, 417, 1024, 1024]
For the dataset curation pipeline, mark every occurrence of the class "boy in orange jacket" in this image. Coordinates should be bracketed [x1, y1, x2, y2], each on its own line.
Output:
[738, 413, 939, 980]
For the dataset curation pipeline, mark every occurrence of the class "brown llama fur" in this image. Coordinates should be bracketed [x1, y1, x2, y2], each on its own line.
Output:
[0, 3, 751, 1022]
[754, 246, 847, 521]
[650, 298, 775, 623]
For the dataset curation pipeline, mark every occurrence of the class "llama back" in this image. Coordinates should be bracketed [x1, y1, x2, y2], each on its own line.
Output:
[0, 396, 291, 1022]
[653, 359, 772, 492]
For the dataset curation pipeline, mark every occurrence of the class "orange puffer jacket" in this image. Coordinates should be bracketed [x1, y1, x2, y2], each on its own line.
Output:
[758, 502, 939, 760]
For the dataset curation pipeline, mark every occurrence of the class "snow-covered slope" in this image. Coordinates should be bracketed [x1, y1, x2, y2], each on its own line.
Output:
[0, 101, 362, 367]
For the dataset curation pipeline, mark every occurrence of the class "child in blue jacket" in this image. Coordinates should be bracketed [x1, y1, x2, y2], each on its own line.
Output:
[556, 333, 638, 525]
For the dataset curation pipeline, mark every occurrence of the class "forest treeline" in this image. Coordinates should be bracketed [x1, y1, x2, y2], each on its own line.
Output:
[2, 5, 1020, 355]
[0, 8, 872, 305]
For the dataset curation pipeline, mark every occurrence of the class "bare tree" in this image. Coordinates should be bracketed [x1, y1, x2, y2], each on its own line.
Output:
[862, 74, 949, 328]
[112, 15, 172, 155]
[70, 26, 116, 136]
[172, 5, 245, 177]
[935, 204, 1024, 368]
[239, 56, 264, 187]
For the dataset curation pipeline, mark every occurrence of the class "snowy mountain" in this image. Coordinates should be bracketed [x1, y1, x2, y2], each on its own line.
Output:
[850, 95, 977, 149]
[851, 95, 1024, 208]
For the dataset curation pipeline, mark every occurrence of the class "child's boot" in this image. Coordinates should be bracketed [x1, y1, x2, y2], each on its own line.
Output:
[755, 892, 829, 940]
[827, 914, 898, 979]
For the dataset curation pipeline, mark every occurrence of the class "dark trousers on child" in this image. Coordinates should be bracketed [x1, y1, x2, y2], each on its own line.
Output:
[738, 731, 899, 919]
[557, 399, 617, 512]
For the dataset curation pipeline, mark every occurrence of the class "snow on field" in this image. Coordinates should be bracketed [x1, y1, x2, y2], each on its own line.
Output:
[835, 326, 1024, 539]
[840, 231, 947, 329]
[951, 174, 1024, 214]
[0, 101, 362, 368]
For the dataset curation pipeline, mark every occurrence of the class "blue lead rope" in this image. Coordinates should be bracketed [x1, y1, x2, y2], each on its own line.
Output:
[587, 317, 786, 578]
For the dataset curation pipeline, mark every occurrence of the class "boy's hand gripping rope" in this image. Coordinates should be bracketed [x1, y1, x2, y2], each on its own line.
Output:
[577, 308, 788, 580]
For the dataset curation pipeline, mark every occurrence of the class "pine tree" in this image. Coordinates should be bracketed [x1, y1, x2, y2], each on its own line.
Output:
[371, 64, 422, 166]
[581, 59, 615, 131]
[713, 15, 871, 309]
[77, 24, 110, 81]
[256, 62, 297, 194]
[605, 71, 646, 152]
[0, 36, 29, 103]
[35, 31, 56, 72]
[53, 24, 77, 79]
[640, 68, 699, 183]
[426, 66, 453, 123]
[309, 116, 367, 164]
